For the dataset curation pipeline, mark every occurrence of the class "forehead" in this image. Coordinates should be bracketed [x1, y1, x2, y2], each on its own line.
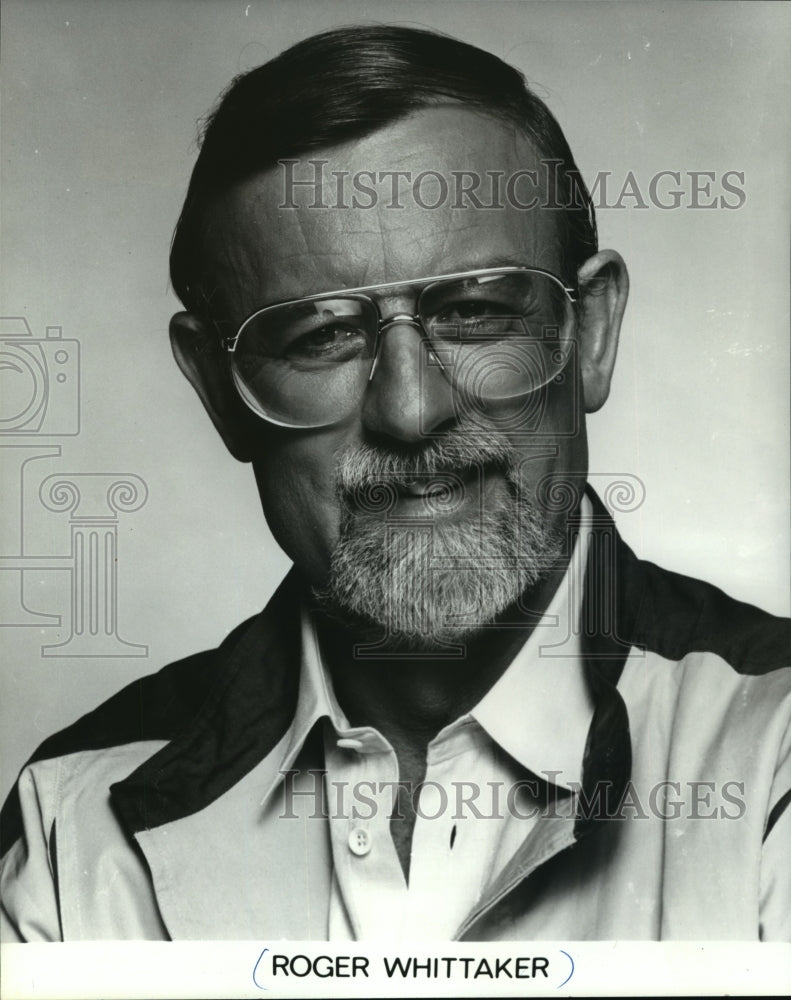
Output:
[206, 106, 562, 319]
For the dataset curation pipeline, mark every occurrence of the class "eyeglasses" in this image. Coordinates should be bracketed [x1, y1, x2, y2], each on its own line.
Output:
[223, 266, 577, 428]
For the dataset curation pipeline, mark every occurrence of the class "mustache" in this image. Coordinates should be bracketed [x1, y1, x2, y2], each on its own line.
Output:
[336, 422, 517, 496]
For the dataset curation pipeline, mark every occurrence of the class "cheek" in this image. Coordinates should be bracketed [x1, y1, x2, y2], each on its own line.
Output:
[252, 435, 346, 582]
[506, 369, 588, 506]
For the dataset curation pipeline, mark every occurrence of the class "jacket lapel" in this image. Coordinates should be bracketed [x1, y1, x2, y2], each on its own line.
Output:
[133, 726, 333, 939]
[110, 570, 336, 938]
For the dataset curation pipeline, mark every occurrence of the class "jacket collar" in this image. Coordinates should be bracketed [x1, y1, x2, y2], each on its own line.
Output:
[576, 485, 639, 834]
[111, 485, 637, 838]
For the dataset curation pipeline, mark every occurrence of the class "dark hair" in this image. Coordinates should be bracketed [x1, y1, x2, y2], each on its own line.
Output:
[170, 25, 597, 319]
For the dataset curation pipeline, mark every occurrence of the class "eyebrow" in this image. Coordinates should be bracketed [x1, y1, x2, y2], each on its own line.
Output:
[251, 253, 567, 316]
[438, 252, 528, 272]
[337, 253, 541, 294]
[292, 261, 530, 301]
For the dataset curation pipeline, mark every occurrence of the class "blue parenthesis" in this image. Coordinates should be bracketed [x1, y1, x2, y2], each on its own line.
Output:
[252, 947, 269, 990]
[557, 949, 574, 989]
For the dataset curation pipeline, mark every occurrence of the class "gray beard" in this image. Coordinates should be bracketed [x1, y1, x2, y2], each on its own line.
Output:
[313, 437, 564, 651]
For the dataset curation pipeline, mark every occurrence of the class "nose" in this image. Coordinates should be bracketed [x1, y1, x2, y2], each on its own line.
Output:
[360, 318, 457, 443]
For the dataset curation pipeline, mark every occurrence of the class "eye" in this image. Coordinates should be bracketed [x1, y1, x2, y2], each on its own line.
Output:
[428, 297, 524, 342]
[434, 298, 510, 322]
[285, 322, 368, 361]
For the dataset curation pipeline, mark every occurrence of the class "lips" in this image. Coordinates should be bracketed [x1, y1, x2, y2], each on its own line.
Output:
[400, 477, 454, 498]
[343, 460, 509, 517]
[394, 466, 483, 503]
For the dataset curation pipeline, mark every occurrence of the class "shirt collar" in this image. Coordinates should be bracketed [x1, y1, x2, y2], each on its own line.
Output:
[261, 495, 594, 804]
[471, 494, 594, 789]
[269, 605, 349, 780]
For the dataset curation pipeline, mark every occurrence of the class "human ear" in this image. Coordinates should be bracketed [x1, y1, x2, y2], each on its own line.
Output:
[169, 311, 255, 461]
[575, 250, 629, 412]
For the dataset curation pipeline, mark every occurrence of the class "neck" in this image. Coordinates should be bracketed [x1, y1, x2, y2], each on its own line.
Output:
[312, 559, 568, 748]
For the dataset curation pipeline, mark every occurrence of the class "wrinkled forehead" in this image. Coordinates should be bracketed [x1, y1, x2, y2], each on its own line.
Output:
[204, 106, 563, 321]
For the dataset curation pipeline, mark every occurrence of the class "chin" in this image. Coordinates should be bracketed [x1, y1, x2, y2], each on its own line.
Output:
[313, 498, 563, 652]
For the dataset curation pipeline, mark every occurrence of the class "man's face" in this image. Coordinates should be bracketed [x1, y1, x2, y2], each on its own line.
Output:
[206, 106, 588, 645]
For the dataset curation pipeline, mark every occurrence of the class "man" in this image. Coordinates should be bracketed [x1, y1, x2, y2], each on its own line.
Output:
[1, 25, 789, 942]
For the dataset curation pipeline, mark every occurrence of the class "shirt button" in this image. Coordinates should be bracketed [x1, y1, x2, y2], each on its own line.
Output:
[348, 827, 371, 856]
[336, 738, 364, 751]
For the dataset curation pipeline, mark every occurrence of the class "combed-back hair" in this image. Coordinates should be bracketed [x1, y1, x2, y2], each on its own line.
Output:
[170, 25, 597, 319]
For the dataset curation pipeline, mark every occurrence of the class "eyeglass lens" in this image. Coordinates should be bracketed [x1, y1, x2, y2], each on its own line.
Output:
[231, 271, 575, 428]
